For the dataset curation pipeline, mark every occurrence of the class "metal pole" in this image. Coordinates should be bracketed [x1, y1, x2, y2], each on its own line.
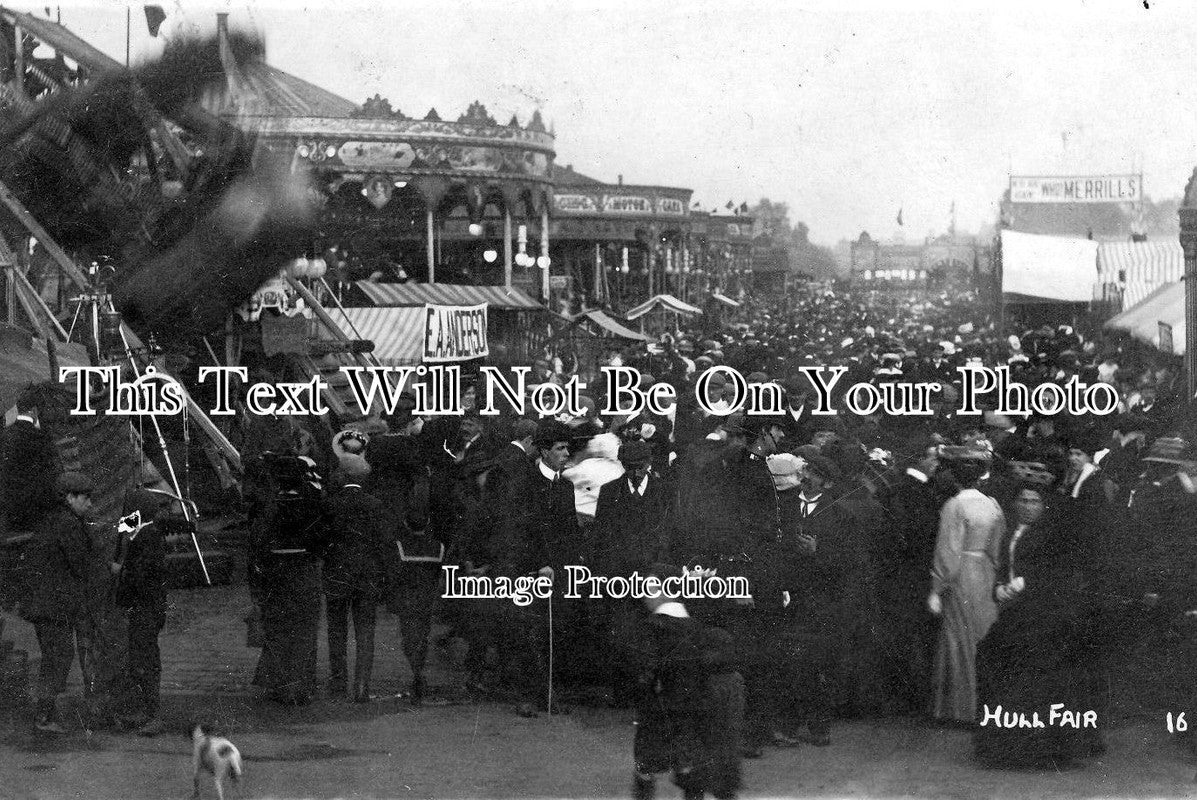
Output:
[540, 205, 551, 303]
[114, 314, 210, 583]
[426, 207, 435, 283]
[594, 243, 601, 304]
[125, 6, 130, 67]
[503, 208, 513, 288]
[1182, 206, 1197, 401]
[647, 249, 654, 298]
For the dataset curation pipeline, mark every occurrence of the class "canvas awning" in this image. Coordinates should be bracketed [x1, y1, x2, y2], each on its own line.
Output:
[1000, 230, 1098, 303]
[323, 306, 425, 365]
[1096, 240, 1183, 309]
[625, 294, 703, 320]
[1103, 280, 1186, 355]
[711, 292, 741, 308]
[570, 309, 648, 341]
[354, 281, 541, 310]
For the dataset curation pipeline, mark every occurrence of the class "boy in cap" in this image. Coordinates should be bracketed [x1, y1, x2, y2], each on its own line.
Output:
[21, 471, 102, 734]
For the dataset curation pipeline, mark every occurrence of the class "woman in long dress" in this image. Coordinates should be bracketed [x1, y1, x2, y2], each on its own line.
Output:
[927, 457, 1005, 723]
[974, 484, 1104, 767]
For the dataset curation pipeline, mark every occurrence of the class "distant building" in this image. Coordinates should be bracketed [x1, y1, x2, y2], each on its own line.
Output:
[849, 231, 992, 285]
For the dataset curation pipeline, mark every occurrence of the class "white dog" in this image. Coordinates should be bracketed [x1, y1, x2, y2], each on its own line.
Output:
[191, 724, 243, 800]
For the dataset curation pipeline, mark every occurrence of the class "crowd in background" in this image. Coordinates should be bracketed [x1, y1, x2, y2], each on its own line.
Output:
[5, 278, 1197, 791]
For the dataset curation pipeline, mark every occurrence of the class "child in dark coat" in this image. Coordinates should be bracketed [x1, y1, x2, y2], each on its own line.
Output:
[113, 488, 170, 735]
[629, 564, 743, 800]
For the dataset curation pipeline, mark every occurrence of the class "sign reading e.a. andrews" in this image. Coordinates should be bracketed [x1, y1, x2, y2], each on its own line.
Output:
[1010, 174, 1141, 204]
[423, 303, 488, 362]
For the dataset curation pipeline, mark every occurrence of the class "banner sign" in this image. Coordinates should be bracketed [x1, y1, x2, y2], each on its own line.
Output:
[423, 303, 488, 362]
[602, 195, 652, 214]
[1010, 175, 1141, 204]
[554, 193, 599, 213]
[657, 197, 685, 215]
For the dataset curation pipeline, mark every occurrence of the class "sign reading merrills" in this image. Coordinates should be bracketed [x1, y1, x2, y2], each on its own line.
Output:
[423, 303, 488, 362]
[1010, 175, 1141, 204]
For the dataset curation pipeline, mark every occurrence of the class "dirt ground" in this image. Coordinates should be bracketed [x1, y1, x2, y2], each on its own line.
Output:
[2, 585, 1197, 799]
[2, 699, 1197, 799]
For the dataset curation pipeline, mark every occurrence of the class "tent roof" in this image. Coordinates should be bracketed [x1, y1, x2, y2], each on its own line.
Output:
[711, 292, 741, 308]
[1000, 229, 1097, 303]
[625, 294, 703, 320]
[1104, 279, 1186, 355]
[353, 281, 541, 310]
[570, 309, 648, 341]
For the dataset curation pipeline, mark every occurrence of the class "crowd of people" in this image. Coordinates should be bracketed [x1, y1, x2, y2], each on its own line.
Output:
[4, 277, 1197, 797]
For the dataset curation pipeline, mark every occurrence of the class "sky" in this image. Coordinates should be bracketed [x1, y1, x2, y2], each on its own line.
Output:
[16, 0, 1197, 246]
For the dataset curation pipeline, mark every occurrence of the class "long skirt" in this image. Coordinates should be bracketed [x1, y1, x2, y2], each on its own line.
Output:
[974, 595, 1105, 766]
[253, 556, 321, 703]
[932, 566, 997, 722]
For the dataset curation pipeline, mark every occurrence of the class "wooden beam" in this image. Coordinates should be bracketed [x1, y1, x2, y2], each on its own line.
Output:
[0, 180, 90, 290]
[11, 269, 50, 340]
[13, 267, 67, 340]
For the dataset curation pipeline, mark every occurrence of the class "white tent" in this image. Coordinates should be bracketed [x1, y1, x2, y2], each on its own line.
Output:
[1000, 230, 1098, 303]
[625, 294, 703, 320]
[1103, 280, 1185, 355]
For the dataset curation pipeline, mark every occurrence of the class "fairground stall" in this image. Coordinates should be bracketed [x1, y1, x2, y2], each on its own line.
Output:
[547, 308, 649, 382]
[625, 293, 703, 336]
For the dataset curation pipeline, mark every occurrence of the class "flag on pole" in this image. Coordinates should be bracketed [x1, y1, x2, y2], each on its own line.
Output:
[144, 5, 166, 36]
[896, 208, 904, 226]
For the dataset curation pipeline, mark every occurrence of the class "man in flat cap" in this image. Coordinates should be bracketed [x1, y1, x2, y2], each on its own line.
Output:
[591, 440, 674, 705]
[21, 471, 104, 734]
[497, 419, 582, 716]
[778, 448, 862, 746]
[0, 385, 61, 537]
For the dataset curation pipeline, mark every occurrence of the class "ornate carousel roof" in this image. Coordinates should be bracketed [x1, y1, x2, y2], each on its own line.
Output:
[212, 62, 359, 118]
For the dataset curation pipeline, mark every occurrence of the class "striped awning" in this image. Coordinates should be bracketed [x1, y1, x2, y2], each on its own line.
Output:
[354, 282, 541, 310]
[1097, 241, 1183, 309]
[324, 307, 425, 365]
[625, 294, 703, 320]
